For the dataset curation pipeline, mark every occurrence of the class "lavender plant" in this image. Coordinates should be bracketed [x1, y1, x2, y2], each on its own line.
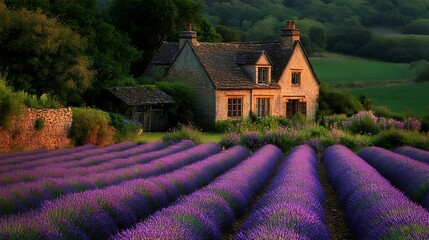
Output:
[0, 143, 98, 169]
[219, 132, 240, 149]
[323, 145, 429, 239]
[0, 145, 250, 239]
[235, 145, 329, 239]
[0, 141, 201, 216]
[395, 146, 429, 165]
[0, 141, 166, 184]
[359, 146, 429, 206]
[0, 141, 189, 186]
[113, 144, 282, 239]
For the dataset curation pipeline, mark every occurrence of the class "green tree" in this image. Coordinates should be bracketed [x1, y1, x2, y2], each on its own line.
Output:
[5, 0, 141, 105]
[309, 25, 327, 50]
[318, 83, 364, 116]
[110, 0, 221, 72]
[0, 7, 94, 105]
[216, 25, 242, 42]
[110, 0, 177, 52]
[155, 81, 194, 126]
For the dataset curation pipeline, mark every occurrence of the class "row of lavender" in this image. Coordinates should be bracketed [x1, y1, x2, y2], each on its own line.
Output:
[0, 145, 250, 239]
[113, 144, 283, 239]
[323, 145, 429, 239]
[2, 142, 429, 238]
[0, 141, 219, 216]
[0, 141, 166, 183]
[0, 144, 98, 166]
[234, 145, 329, 239]
[359, 146, 429, 209]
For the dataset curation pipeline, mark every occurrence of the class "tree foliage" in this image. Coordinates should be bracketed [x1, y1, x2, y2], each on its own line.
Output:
[109, 0, 221, 73]
[2, 0, 141, 105]
[155, 81, 195, 126]
[0, 6, 94, 105]
[318, 83, 364, 116]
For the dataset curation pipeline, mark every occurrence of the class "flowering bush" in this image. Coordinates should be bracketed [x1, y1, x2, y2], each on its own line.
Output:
[334, 111, 422, 135]
[241, 131, 264, 151]
[403, 117, 422, 131]
[342, 111, 379, 135]
[321, 114, 348, 129]
[162, 124, 202, 144]
[219, 132, 240, 149]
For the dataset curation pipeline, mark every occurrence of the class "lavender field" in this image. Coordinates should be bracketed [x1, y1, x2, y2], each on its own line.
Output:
[1, 141, 429, 239]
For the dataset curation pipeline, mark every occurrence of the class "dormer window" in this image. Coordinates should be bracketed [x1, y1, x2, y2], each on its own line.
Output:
[258, 67, 268, 84]
[236, 51, 272, 85]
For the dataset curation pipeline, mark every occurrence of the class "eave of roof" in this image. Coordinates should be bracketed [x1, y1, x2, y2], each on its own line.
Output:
[108, 87, 174, 106]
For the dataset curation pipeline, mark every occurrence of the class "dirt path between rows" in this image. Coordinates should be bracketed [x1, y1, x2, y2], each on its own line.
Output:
[318, 159, 354, 239]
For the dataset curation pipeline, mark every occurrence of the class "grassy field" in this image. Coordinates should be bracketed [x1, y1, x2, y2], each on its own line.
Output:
[310, 53, 414, 85]
[309, 52, 429, 115]
[137, 132, 222, 143]
[350, 82, 429, 115]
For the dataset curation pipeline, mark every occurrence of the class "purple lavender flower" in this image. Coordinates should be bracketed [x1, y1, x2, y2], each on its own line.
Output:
[0, 145, 250, 239]
[323, 145, 429, 239]
[235, 145, 329, 239]
[113, 145, 281, 239]
[395, 146, 429, 165]
[0, 141, 167, 185]
[359, 146, 429, 204]
[0, 141, 195, 216]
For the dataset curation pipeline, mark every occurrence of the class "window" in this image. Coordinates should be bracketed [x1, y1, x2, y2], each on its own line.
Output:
[258, 67, 268, 84]
[286, 100, 306, 117]
[292, 72, 301, 85]
[256, 98, 270, 117]
[228, 98, 242, 117]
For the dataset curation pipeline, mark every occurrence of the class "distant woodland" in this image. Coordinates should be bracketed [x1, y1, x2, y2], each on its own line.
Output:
[1, 0, 428, 106]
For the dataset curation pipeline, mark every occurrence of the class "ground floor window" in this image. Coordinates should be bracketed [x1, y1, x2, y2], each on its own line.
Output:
[228, 98, 242, 117]
[286, 99, 306, 117]
[256, 98, 270, 117]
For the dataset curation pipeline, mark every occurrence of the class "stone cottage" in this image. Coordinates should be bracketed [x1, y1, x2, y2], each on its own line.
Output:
[144, 21, 319, 129]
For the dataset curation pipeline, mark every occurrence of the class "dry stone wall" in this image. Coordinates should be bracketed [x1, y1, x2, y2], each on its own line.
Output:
[0, 108, 72, 152]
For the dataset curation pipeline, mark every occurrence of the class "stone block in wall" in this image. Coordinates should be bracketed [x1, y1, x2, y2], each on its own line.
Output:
[0, 107, 72, 153]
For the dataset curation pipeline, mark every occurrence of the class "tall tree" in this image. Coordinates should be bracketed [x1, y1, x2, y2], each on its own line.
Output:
[109, 0, 221, 73]
[0, 6, 94, 105]
[110, 0, 177, 52]
[4, 0, 141, 105]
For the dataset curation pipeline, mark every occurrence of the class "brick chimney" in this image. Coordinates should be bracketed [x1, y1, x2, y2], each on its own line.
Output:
[179, 23, 198, 49]
[281, 20, 300, 48]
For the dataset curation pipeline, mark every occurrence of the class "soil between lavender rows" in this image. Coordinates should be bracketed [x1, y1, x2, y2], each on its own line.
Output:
[222, 156, 353, 239]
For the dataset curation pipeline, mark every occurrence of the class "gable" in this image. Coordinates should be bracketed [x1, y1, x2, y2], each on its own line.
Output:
[279, 42, 320, 86]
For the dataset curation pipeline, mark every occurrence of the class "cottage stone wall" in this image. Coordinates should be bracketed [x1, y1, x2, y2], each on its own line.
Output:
[278, 45, 319, 119]
[167, 43, 216, 129]
[0, 108, 72, 152]
[216, 90, 251, 120]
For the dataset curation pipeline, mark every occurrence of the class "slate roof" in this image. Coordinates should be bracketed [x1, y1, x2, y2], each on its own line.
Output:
[143, 42, 179, 76]
[108, 87, 173, 106]
[144, 40, 304, 90]
[236, 51, 271, 65]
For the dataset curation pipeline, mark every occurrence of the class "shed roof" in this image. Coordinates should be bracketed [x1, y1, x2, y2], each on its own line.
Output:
[108, 87, 173, 106]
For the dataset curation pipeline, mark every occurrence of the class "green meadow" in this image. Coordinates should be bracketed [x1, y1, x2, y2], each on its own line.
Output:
[310, 53, 414, 85]
[350, 82, 429, 115]
[310, 53, 429, 115]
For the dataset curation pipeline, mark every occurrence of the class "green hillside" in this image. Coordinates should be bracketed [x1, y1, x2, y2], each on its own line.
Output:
[310, 53, 414, 86]
[350, 82, 429, 115]
[310, 53, 429, 115]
